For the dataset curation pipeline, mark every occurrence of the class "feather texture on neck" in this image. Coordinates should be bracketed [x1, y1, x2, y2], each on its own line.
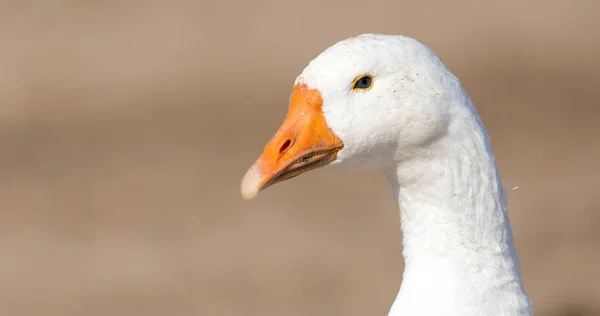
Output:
[384, 98, 532, 316]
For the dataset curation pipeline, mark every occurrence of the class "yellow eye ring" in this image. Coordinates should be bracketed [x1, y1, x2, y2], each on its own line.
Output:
[352, 75, 373, 91]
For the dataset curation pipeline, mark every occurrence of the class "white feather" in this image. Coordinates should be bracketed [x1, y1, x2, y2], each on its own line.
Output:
[296, 34, 533, 316]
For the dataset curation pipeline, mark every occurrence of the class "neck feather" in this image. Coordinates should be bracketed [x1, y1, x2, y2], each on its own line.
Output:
[383, 111, 532, 316]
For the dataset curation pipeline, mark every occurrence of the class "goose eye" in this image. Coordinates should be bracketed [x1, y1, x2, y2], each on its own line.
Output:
[353, 75, 373, 90]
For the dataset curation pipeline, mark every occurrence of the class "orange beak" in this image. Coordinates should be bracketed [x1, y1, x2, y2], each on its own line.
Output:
[241, 83, 344, 200]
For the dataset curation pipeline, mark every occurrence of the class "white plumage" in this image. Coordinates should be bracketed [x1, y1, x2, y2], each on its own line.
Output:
[242, 33, 533, 316]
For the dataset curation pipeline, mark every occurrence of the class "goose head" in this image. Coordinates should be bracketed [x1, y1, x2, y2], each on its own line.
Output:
[239, 34, 533, 316]
[241, 34, 466, 199]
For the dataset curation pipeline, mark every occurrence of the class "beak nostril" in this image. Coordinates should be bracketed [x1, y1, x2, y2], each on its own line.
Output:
[279, 139, 292, 154]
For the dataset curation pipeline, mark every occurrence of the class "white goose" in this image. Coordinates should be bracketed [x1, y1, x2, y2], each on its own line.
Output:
[241, 34, 533, 316]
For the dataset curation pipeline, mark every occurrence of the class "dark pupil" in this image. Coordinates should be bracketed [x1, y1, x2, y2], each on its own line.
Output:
[356, 77, 371, 88]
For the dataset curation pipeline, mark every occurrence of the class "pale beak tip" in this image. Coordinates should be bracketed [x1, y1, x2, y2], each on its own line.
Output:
[241, 187, 258, 200]
[240, 164, 261, 200]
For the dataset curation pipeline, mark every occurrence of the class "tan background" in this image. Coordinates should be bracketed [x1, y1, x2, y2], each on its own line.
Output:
[1, 0, 599, 315]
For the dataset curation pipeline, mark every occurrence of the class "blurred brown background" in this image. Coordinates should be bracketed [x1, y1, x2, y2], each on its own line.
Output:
[1, 0, 599, 315]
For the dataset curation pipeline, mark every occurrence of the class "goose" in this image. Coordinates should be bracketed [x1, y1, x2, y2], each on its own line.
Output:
[240, 34, 533, 316]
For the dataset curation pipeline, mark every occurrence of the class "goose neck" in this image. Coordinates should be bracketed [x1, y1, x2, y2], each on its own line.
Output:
[383, 127, 532, 315]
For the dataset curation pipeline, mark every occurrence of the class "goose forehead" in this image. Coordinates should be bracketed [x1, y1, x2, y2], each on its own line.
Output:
[295, 34, 422, 90]
[296, 50, 385, 91]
